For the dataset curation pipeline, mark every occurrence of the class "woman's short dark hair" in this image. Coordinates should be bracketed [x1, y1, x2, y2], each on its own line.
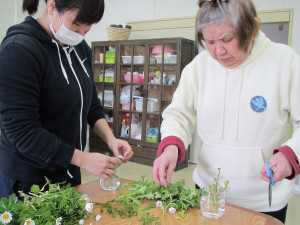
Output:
[23, 0, 105, 25]
[196, 0, 258, 52]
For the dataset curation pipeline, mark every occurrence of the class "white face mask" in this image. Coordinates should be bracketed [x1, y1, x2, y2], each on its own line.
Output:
[49, 14, 84, 46]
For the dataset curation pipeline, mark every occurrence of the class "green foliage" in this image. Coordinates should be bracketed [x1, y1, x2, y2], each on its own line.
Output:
[101, 154, 123, 186]
[204, 218, 209, 224]
[0, 195, 24, 225]
[207, 168, 230, 196]
[139, 211, 160, 225]
[0, 178, 90, 225]
[204, 167, 230, 216]
[97, 176, 202, 225]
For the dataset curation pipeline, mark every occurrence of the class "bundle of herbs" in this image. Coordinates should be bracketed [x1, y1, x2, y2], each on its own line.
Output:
[97, 176, 202, 225]
[0, 178, 92, 225]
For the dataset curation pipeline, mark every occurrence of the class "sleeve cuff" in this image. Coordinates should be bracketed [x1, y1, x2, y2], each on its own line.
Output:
[47, 142, 75, 170]
[273, 145, 300, 179]
[157, 136, 186, 164]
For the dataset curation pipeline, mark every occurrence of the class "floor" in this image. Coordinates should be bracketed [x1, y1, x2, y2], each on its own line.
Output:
[81, 161, 300, 225]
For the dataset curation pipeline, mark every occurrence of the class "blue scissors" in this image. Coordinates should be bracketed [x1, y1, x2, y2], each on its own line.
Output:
[266, 161, 275, 207]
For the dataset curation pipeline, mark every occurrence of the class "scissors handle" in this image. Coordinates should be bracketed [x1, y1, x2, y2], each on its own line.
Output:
[266, 161, 275, 185]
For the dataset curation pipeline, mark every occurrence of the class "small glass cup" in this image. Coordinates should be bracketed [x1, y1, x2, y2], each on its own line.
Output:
[200, 190, 225, 219]
[100, 167, 120, 191]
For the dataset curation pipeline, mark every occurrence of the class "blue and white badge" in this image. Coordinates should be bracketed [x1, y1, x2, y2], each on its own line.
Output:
[250, 96, 267, 113]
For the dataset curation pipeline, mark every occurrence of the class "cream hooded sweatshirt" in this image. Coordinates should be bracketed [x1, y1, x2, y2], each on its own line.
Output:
[161, 31, 300, 212]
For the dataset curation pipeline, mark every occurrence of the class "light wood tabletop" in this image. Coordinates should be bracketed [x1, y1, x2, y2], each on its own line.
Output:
[75, 179, 283, 225]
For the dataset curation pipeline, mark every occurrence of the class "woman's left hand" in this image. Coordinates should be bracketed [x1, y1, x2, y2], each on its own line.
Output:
[260, 151, 293, 183]
[107, 138, 133, 162]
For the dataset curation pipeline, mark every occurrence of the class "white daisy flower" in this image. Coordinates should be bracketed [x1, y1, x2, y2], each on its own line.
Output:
[0, 211, 12, 224]
[95, 215, 101, 221]
[118, 155, 123, 160]
[80, 194, 91, 202]
[85, 202, 94, 212]
[79, 219, 84, 225]
[155, 200, 163, 208]
[24, 219, 35, 225]
[56, 217, 62, 225]
[168, 207, 176, 214]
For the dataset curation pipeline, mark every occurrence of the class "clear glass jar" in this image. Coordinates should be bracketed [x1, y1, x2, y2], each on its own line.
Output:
[200, 190, 225, 219]
[100, 167, 120, 191]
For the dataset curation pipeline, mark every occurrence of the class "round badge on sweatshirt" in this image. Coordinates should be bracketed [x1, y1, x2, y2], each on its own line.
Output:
[250, 96, 267, 113]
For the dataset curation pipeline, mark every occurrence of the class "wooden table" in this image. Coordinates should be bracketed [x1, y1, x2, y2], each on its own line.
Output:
[75, 179, 283, 225]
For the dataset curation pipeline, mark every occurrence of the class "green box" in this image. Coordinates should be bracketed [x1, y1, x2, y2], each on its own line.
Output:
[104, 76, 114, 83]
[105, 51, 115, 64]
[146, 135, 158, 143]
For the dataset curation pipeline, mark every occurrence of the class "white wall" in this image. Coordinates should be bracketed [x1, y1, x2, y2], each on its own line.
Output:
[85, 0, 199, 45]
[0, 0, 45, 43]
[252, 0, 300, 54]
[0, 0, 15, 40]
[1, 0, 299, 54]
[85, 0, 300, 55]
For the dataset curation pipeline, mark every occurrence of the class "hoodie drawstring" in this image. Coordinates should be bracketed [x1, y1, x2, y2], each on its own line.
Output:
[234, 67, 244, 140]
[220, 70, 228, 139]
[71, 47, 90, 78]
[52, 39, 69, 84]
[67, 170, 74, 179]
[62, 46, 83, 153]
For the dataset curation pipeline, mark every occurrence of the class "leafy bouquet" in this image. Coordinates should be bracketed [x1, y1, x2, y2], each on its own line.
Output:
[0, 178, 92, 225]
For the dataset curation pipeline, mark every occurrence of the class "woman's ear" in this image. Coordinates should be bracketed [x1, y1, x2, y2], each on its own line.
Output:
[47, 0, 56, 15]
[252, 17, 260, 40]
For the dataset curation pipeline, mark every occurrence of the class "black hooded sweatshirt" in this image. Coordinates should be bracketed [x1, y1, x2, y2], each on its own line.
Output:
[0, 16, 105, 185]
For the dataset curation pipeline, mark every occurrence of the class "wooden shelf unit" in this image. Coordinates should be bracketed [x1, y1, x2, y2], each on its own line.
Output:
[90, 38, 195, 170]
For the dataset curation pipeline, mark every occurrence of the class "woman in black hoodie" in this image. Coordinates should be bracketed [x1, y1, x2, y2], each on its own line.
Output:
[0, 0, 133, 199]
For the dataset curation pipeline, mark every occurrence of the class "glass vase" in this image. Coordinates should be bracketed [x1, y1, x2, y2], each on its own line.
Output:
[200, 190, 225, 219]
[100, 167, 120, 191]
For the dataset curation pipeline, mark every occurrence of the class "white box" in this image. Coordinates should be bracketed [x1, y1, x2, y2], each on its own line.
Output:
[155, 55, 177, 64]
[133, 96, 143, 111]
[104, 90, 113, 108]
[133, 56, 144, 64]
[122, 56, 145, 64]
[147, 98, 159, 112]
[122, 56, 131, 64]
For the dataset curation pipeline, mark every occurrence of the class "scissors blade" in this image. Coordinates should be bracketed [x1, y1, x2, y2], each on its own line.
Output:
[268, 182, 272, 207]
[266, 161, 274, 207]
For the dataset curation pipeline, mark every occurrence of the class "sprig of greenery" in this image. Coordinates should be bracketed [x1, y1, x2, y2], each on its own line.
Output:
[139, 211, 160, 225]
[207, 168, 230, 196]
[97, 175, 202, 224]
[0, 177, 90, 225]
[102, 153, 123, 186]
[204, 167, 230, 216]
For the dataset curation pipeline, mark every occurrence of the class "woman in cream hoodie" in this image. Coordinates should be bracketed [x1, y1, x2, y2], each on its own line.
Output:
[152, 0, 300, 223]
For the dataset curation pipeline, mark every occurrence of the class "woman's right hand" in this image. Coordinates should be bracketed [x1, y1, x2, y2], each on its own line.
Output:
[71, 150, 121, 179]
[152, 145, 178, 187]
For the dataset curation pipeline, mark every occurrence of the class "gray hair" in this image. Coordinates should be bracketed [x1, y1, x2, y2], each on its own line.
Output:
[196, 0, 258, 51]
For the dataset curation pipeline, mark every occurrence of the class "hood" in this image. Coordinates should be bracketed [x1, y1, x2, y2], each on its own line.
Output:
[240, 31, 271, 67]
[3, 16, 53, 46]
[2, 16, 90, 85]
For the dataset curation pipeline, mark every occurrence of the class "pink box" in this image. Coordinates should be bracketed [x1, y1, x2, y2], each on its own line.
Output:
[124, 73, 144, 83]
[121, 101, 134, 110]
